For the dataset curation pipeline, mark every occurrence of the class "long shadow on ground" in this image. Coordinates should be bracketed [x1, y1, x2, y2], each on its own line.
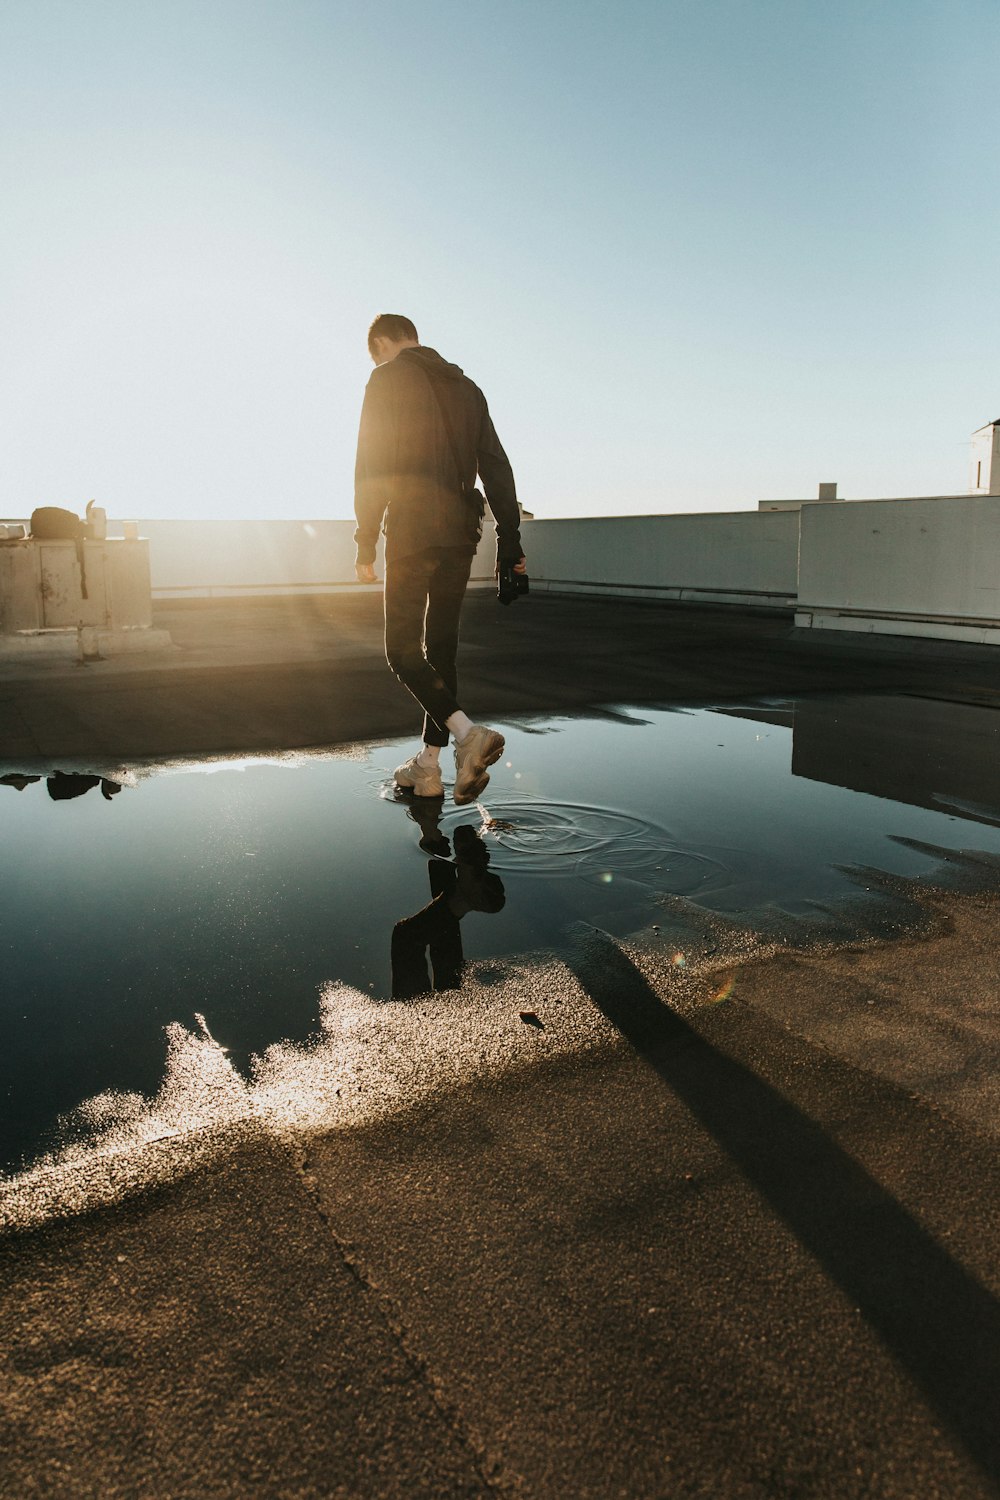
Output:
[568, 931, 1000, 1485]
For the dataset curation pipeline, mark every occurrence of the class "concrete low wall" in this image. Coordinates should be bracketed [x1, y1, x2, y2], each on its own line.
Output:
[105, 520, 499, 598]
[10, 496, 1000, 648]
[9, 501, 1000, 648]
[519, 512, 799, 607]
[796, 496, 1000, 645]
[102, 512, 800, 609]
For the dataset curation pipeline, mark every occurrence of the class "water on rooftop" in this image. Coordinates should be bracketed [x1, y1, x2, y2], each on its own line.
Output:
[3, 691, 1000, 1184]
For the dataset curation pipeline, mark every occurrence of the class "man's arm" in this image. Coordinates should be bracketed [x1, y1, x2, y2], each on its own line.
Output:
[476, 404, 523, 568]
[354, 373, 394, 573]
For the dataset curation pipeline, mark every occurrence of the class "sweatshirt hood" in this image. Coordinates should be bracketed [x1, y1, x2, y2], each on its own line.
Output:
[398, 345, 465, 380]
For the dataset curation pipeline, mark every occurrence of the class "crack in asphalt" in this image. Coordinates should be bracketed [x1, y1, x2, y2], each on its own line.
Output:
[288, 1140, 520, 1497]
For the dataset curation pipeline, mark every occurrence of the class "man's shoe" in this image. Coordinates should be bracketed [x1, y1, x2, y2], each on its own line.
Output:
[394, 754, 444, 799]
[453, 726, 505, 805]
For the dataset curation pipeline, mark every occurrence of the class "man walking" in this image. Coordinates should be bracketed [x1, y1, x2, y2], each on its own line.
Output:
[354, 313, 526, 804]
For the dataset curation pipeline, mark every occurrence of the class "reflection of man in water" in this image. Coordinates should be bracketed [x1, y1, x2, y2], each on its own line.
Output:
[46, 773, 121, 802]
[391, 805, 505, 999]
[354, 313, 526, 806]
[0, 772, 121, 800]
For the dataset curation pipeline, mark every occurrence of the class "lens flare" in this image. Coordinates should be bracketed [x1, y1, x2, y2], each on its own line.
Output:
[705, 975, 736, 1006]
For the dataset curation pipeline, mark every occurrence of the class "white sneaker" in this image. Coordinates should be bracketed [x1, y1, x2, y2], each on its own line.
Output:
[453, 726, 505, 805]
[394, 754, 444, 799]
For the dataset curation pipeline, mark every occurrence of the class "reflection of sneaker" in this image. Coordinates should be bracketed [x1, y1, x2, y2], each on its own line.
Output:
[453, 726, 505, 805]
[407, 800, 451, 857]
[394, 754, 444, 799]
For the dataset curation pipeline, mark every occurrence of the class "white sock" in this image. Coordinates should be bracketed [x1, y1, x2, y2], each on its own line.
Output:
[417, 744, 441, 767]
[446, 710, 475, 744]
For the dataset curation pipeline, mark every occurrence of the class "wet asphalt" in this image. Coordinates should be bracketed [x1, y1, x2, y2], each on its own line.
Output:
[3, 589, 1000, 763]
[2, 595, 1000, 1497]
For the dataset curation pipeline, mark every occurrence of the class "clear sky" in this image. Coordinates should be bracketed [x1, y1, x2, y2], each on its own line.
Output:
[2, 0, 998, 522]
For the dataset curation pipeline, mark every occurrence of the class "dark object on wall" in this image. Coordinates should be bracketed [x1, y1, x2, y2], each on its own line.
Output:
[29, 507, 86, 540]
[498, 562, 529, 606]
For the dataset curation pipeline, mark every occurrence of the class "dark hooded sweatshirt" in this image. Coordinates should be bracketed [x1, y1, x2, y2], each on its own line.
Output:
[353, 345, 522, 567]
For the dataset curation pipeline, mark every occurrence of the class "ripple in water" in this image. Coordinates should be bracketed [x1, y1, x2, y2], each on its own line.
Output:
[376, 779, 732, 896]
[431, 797, 727, 892]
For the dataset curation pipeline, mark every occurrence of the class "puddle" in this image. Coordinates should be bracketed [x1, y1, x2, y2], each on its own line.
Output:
[4, 692, 1000, 1180]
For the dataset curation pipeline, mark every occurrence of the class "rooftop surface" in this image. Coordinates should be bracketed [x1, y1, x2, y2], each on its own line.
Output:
[4, 589, 1000, 763]
[2, 594, 1000, 1498]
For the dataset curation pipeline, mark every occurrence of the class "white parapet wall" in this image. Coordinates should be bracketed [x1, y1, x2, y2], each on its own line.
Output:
[7, 496, 998, 649]
[108, 519, 372, 597]
[518, 512, 799, 608]
[107, 520, 499, 597]
[103, 512, 800, 609]
[796, 495, 1000, 645]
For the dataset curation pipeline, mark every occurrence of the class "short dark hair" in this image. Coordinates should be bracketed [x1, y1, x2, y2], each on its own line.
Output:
[368, 313, 418, 353]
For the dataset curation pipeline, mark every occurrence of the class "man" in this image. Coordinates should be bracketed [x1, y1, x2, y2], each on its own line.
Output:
[354, 313, 526, 805]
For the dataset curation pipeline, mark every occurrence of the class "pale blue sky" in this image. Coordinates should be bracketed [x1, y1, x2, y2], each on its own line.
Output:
[2, 0, 997, 521]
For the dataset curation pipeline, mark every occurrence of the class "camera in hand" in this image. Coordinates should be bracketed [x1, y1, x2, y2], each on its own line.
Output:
[498, 561, 530, 606]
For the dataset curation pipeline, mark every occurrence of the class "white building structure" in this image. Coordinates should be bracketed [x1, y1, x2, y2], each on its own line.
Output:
[969, 420, 1000, 496]
[0, 532, 172, 661]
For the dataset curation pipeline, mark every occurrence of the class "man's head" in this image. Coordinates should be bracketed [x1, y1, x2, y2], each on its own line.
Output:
[368, 313, 419, 366]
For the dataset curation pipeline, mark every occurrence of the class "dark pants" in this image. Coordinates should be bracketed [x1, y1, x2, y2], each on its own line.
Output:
[384, 546, 474, 747]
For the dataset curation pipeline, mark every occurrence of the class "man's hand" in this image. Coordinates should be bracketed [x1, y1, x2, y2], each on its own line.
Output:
[497, 554, 529, 606]
[355, 562, 378, 584]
